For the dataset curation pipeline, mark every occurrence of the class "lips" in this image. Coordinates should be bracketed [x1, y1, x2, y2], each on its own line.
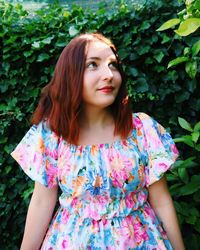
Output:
[97, 86, 114, 93]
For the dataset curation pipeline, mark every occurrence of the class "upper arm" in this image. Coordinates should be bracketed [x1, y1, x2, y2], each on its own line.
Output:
[148, 176, 173, 209]
[31, 181, 58, 207]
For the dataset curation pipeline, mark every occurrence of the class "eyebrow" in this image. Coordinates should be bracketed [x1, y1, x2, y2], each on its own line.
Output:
[86, 56, 117, 61]
[86, 57, 101, 61]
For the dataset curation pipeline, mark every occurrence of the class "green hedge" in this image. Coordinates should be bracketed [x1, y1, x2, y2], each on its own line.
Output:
[1, 0, 199, 248]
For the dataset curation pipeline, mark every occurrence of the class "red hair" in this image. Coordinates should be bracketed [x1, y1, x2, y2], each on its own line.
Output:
[31, 33, 133, 144]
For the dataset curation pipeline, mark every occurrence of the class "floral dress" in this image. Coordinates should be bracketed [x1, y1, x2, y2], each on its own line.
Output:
[11, 113, 179, 250]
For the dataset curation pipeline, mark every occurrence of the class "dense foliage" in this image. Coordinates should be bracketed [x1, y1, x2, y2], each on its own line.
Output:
[0, 0, 199, 248]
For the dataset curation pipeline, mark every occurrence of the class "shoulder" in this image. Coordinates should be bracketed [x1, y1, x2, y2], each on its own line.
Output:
[132, 112, 154, 129]
[28, 121, 60, 149]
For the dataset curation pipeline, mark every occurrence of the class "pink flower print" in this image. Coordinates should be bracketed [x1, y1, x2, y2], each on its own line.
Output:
[134, 220, 149, 243]
[118, 217, 136, 248]
[111, 169, 128, 188]
[61, 239, 69, 249]
[45, 147, 58, 159]
[133, 117, 143, 130]
[71, 197, 78, 208]
[46, 162, 57, 187]
[170, 144, 179, 156]
[157, 223, 168, 239]
[137, 192, 147, 205]
[91, 219, 100, 234]
[33, 152, 43, 173]
[84, 205, 101, 220]
[61, 209, 70, 224]
[125, 192, 136, 209]
[157, 162, 168, 172]
[143, 205, 156, 222]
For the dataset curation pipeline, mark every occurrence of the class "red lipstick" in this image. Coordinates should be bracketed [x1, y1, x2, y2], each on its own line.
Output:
[98, 86, 114, 93]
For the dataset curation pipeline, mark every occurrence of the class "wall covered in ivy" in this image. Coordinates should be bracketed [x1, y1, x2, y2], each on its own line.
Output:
[0, 0, 199, 248]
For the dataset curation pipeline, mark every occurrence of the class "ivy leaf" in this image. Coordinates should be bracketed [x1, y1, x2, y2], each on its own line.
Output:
[32, 41, 40, 48]
[134, 78, 149, 92]
[153, 51, 165, 63]
[69, 26, 79, 37]
[37, 53, 50, 62]
[23, 51, 33, 57]
[192, 131, 199, 143]
[194, 122, 200, 132]
[192, 40, 200, 56]
[185, 60, 197, 79]
[156, 18, 180, 31]
[167, 57, 189, 68]
[129, 67, 138, 77]
[178, 117, 193, 132]
[175, 18, 200, 36]
[41, 36, 54, 44]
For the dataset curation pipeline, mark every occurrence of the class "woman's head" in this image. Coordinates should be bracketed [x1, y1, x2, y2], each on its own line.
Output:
[32, 33, 132, 144]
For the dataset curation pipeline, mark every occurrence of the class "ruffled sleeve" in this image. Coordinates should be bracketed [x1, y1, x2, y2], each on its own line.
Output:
[134, 113, 179, 187]
[11, 122, 59, 188]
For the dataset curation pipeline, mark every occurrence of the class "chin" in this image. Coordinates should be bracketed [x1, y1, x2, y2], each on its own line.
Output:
[98, 99, 116, 109]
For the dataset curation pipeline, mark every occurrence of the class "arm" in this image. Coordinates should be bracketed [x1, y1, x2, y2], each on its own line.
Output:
[20, 182, 58, 250]
[148, 176, 185, 250]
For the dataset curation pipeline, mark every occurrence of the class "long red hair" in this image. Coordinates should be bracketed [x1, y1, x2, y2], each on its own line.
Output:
[31, 33, 133, 144]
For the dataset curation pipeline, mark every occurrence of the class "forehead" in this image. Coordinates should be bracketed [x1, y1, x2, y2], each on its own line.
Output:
[86, 41, 116, 59]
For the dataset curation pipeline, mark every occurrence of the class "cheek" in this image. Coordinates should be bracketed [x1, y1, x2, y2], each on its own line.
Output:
[116, 73, 122, 88]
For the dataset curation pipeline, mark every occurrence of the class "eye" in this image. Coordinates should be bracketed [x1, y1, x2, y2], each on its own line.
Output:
[86, 61, 98, 69]
[109, 61, 118, 70]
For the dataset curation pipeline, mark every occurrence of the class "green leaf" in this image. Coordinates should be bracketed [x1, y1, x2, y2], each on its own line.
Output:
[118, 48, 129, 60]
[167, 57, 189, 68]
[153, 51, 165, 63]
[196, 144, 200, 151]
[189, 207, 200, 217]
[192, 40, 200, 56]
[0, 137, 8, 144]
[134, 78, 149, 92]
[137, 45, 150, 55]
[183, 47, 190, 56]
[167, 173, 179, 182]
[195, 219, 200, 233]
[69, 26, 79, 37]
[169, 183, 183, 195]
[192, 131, 199, 143]
[178, 168, 189, 184]
[129, 67, 138, 77]
[156, 18, 180, 31]
[175, 18, 200, 36]
[23, 51, 33, 58]
[178, 117, 193, 132]
[191, 175, 200, 183]
[174, 135, 194, 147]
[175, 91, 190, 103]
[41, 36, 54, 44]
[139, 21, 151, 31]
[37, 53, 50, 62]
[178, 181, 200, 196]
[185, 0, 195, 5]
[173, 157, 198, 169]
[194, 121, 200, 131]
[185, 60, 197, 79]
[32, 41, 40, 48]
[186, 215, 197, 225]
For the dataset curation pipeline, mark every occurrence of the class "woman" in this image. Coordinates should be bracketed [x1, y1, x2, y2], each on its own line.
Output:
[11, 33, 185, 249]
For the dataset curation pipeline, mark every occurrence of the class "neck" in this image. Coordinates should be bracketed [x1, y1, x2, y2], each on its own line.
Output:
[79, 106, 113, 129]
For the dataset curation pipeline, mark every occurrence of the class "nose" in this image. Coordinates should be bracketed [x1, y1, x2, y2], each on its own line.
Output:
[101, 65, 113, 82]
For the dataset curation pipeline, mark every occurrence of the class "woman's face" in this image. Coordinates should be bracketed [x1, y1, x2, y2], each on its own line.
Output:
[82, 40, 122, 110]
